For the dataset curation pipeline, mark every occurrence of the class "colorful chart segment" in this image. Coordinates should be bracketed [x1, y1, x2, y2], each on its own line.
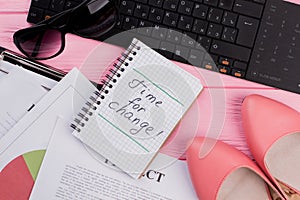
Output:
[0, 150, 45, 200]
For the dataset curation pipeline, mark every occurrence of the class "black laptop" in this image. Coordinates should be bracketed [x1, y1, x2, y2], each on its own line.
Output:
[27, 0, 300, 94]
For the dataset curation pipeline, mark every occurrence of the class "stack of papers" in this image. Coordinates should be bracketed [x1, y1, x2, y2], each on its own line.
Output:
[0, 67, 198, 199]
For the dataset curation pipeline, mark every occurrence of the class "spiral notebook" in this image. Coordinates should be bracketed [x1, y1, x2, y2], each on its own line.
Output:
[71, 39, 203, 179]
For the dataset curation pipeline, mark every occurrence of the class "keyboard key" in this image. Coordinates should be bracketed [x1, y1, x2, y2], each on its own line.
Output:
[192, 19, 208, 35]
[219, 57, 233, 66]
[135, 35, 161, 49]
[222, 12, 237, 27]
[159, 41, 175, 59]
[159, 50, 174, 59]
[31, 0, 51, 9]
[137, 20, 153, 35]
[218, 0, 234, 10]
[210, 40, 251, 62]
[203, 60, 217, 71]
[231, 69, 245, 78]
[134, 0, 148, 3]
[123, 16, 139, 30]
[188, 49, 205, 67]
[208, 8, 223, 23]
[163, 0, 179, 11]
[134, 4, 150, 19]
[233, 61, 248, 70]
[222, 27, 237, 43]
[193, 4, 208, 19]
[65, 0, 81, 10]
[178, 0, 194, 15]
[233, 0, 263, 18]
[174, 45, 190, 62]
[149, 7, 164, 23]
[163, 11, 179, 27]
[149, 0, 163, 7]
[253, 0, 265, 4]
[197, 36, 211, 51]
[181, 33, 197, 47]
[236, 16, 259, 47]
[50, 0, 65, 12]
[203, 0, 218, 6]
[218, 65, 231, 74]
[178, 15, 193, 31]
[207, 23, 223, 39]
[152, 25, 167, 40]
[115, 15, 124, 29]
[44, 10, 56, 20]
[166, 29, 182, 44]
[207, 54, 218, 63]
[27, 7, 44, 23]
[120, 0, 135, 15]
[137, 20, 152, 28]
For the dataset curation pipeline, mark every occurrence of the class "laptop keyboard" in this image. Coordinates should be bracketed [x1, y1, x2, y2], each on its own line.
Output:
[27, 0, 265, 79]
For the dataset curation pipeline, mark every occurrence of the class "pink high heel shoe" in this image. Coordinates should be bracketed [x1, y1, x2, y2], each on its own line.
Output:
[186, 137, 281, 200]
[242, 94, 300, 199]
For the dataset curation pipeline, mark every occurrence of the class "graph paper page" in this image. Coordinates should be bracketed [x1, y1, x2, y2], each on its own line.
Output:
[73, 39, 203, 179]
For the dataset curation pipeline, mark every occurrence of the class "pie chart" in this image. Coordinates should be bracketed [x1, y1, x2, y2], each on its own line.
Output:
[0, 150, 45, 200]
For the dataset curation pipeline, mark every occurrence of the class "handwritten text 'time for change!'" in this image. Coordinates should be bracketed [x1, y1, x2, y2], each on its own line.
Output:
[108, 78, 165, 138]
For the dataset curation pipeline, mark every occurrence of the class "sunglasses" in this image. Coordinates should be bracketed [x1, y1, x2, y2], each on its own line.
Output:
[13, 0, 119, 60]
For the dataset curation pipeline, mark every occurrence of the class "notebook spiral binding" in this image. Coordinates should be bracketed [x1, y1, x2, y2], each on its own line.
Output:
[71, 40, 141, 133]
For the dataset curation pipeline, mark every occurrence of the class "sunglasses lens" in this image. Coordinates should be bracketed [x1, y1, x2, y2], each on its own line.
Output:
[16, 28, 63, 59]
[72, 0, 117, 38]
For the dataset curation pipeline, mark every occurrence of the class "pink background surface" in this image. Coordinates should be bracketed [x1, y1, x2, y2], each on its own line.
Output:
[285, 0, 300, 5]
[0, 0, 300, 158]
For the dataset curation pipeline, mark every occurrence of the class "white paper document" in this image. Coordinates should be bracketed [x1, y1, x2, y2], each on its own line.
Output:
[30, 119, 198, 200]
[0, 68, 94, 170]
[0, 66, 49, 140]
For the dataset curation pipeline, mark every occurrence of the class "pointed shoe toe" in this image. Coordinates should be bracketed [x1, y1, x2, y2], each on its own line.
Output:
[186, 137, 281, 200]
[242, 94, 300, 199]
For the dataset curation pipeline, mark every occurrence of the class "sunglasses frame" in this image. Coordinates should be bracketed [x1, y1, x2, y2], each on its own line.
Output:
[13, 0, 119, 60]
